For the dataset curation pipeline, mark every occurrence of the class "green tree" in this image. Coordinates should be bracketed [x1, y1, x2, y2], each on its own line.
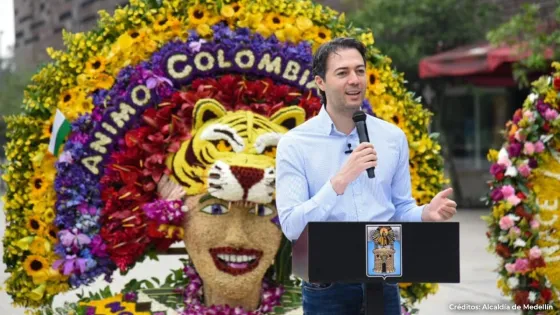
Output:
[0, 60, 33, 159]
[486, 1, 560, 88]
[349, 0, 499, 80]
[347, 0, 499, 205]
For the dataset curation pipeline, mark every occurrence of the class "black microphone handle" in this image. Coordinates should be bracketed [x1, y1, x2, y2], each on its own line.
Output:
[355, 121, 376, 178]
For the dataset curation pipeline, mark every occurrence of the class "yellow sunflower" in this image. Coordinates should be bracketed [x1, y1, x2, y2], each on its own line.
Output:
[41, 117, 54, 140]
[41, 208, 56, 224]
[304, 26, 332, 49]
[29, 173, 48, 201]
[58, 88, 78, 109]
[263, 13, 285, 31]
[43, 225, 59, 244]
[59, 90, 92, 121]
[85, 56, 107, 74]
[188, 5, 210, 26]
[30, 237, 51, 256]
[23, 255, 49, 277]
[366, 67, 386, 96]
[26, 215, 45, 235]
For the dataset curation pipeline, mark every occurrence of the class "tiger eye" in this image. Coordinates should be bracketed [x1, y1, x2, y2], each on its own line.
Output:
[216, 140, 232, 152]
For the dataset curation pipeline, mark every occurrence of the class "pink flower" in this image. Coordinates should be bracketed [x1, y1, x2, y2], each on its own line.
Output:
[507, 195, 522, 206]
[524, 142, 535, 155]
[534, 141, 545, 153]
[515, 130, 527, 142]
[509, 226, 521, 236]
[505, 263, 516, 273]
[523, 110, 535, 122]
[501, 185, 515, 198]
[529, 246, 542, 259]
[518, 164, 531, 177]
[514, 258, 530, 273]
[544, 108, 558, 121]
[499, 216, 515, 230]
[530, 220, 540, 229]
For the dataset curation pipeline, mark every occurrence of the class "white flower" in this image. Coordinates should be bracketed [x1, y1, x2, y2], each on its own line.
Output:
[499, 235, 509, 243]
[505, 166, 518, 177]
[507, 277, 519, 289]
[514, 238, 527, 247]
[528, 93, 538, 103]
[497, 148, 511, 166]
[540, 134, 554, 143]
[529, 291, 537, 303]
[509, 214, 521, 222]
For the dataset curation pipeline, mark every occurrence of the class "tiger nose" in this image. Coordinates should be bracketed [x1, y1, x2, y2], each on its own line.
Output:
[230, 166, 264, 200]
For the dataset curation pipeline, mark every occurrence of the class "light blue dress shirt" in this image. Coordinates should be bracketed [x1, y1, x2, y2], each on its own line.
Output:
[275, 106, 425, 241]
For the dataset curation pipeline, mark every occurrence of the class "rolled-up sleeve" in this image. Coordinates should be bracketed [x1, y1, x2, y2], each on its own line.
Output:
[390, 132, 424, 222]
[275, 136, 339, 241]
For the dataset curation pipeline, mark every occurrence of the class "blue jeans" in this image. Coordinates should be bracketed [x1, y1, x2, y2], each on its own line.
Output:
[302, 281, 401, 315]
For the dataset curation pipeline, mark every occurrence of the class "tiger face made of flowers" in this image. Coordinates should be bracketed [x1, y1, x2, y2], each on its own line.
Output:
[169, 98, 306, 204]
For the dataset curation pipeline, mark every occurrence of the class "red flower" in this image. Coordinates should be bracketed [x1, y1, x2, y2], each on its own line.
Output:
[514, 290, 530, 306]
[543, 122, 550, 132]
[516, 192, 526, 200]
[553, 76, 560, 90]
[530, 257, 546, 268]
[515, 205, 533, 222]
[541, 288, 552, 302]
[495, 172, 505, 181]
[496, 243, 511, 258]
[529, 280, 541, 289]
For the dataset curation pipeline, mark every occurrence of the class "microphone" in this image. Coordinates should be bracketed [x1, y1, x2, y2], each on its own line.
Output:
[352, 111, 375, 178]
[344, 143, 352, 154]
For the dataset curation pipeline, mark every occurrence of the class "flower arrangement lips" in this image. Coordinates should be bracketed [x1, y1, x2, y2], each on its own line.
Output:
[210, 247, 263, 275]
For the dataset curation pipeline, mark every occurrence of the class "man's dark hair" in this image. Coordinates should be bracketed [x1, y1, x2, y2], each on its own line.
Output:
[312, 37, 367, 107]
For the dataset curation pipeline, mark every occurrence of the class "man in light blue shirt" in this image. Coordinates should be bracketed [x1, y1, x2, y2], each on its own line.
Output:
[275, 38, 457, 315]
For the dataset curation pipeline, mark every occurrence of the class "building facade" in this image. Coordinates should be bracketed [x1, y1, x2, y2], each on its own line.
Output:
[12, 0, 353, 70]
[13, 0, 130, 69]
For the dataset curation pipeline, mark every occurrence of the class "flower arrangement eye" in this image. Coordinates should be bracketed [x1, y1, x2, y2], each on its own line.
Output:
[201, 204, 229, 215]
[212, 139, 233, 152]
[262, 146, 276, 158]
[249, 205, 274, 217]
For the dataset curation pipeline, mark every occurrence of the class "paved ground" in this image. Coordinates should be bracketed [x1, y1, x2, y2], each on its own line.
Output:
[1, 208, 521, 315]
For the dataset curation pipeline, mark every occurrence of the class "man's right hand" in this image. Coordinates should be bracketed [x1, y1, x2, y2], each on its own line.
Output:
[330, 142, 377, 195]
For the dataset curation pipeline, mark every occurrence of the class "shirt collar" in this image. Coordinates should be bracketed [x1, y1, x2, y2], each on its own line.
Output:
[317, 105, 335, 135]
[317, 105, 358, 137]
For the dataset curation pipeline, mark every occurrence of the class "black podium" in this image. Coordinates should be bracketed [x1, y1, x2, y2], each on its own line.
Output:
[292, 222, 460, 314]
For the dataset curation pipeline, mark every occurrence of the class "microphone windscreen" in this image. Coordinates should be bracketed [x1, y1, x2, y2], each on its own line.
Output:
[352, 110, 367, 122]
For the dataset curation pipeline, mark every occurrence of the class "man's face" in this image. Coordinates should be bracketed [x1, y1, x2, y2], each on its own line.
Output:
[315, 48, 367, 113]
[182, 194, 282, 299]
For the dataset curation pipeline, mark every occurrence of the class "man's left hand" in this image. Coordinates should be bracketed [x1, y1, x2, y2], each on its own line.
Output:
[421, 188, 457, 222]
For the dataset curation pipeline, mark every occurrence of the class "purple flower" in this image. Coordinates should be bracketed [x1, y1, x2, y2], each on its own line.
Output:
[143, 199, 185, 225]
[124, 291, 138, 302]
[529, 157, 538, 168]
[491, 187, 504, 201]
[536, 100, 549, 116]
[60, 229, 91, 248]
[507, 142, 522, 158]
[490, 163, 505, 176]
[86, 306, 96, 315]
[91, 235, 108, 257]
[53, 255, 88, 275]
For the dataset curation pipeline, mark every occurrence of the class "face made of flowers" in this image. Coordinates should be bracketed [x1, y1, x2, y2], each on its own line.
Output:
[182, 193, 282, 303]
[315, 47, 367, 113]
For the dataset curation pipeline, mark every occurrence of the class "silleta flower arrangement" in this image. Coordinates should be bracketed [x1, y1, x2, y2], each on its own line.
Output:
[1, 0, 447, 314]
[483, 62, 560, 314]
